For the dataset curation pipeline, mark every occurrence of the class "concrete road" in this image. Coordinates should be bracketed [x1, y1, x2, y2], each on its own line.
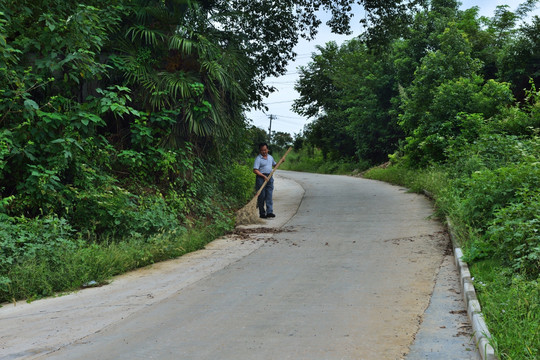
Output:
[0, 171, 478, 359]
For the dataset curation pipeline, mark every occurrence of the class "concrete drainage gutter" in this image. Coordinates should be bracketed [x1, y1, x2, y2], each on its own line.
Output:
[422, 189, 497, 360]
[447, 217, 497, 360]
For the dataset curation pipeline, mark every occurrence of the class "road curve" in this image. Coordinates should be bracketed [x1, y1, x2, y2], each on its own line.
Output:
[1, 171, 475, 359]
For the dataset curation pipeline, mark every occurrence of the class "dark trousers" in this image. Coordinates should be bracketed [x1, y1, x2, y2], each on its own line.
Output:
[255, 174, 274, 216]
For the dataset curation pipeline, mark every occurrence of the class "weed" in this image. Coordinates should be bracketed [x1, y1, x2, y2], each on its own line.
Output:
[472, 260, 539, 360]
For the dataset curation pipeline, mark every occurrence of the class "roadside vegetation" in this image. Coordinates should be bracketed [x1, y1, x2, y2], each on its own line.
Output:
[289, 1, 540, 358]
[280, 147, 361, 174]
[1, 0, 382, 304]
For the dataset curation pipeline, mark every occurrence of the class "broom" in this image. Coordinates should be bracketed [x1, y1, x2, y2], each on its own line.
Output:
[236, 147, 293, 226]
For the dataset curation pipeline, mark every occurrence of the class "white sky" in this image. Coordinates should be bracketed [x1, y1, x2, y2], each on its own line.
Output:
[245, 1, 540, 137]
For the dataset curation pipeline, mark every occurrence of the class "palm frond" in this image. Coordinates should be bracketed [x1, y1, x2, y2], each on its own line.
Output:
[126, 25, 166, 46]
[201, 60, 226, 86]
[169, 34, 194, 55]
[159, 71, 199, 99]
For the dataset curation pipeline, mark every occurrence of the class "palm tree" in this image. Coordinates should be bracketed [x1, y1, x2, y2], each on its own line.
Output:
[110, 0, 249, 141]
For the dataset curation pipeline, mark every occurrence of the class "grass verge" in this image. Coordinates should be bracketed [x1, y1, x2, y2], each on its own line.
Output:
[1, 214, 234, 305]
[472, 260, 539, 359]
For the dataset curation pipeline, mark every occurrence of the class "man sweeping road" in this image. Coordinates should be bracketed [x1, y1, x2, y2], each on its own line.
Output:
[253, 143, 277, 219]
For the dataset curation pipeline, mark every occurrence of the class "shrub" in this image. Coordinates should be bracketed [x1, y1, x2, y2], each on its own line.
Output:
[0, 216, 77, 272]
[0, 216, 78, 297]
[220, 163, 254, 207]
[486, 188, 540, 276]
[449, 161, 540, 230]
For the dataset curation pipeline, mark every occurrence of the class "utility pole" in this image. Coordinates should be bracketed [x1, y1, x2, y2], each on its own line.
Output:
[268, 114, 275, 145]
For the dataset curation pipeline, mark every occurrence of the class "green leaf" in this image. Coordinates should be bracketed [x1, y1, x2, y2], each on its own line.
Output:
[23, 99, 39, 110]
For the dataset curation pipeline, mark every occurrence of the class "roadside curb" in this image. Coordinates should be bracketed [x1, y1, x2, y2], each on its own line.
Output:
[446, 216, 497, 360]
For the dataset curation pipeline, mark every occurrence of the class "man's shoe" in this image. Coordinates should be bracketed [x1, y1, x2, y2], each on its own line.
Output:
[260, 214, 267, 219]
[266, 213, 276, 218]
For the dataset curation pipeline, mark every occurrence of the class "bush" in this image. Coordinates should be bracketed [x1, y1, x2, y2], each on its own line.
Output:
[0, 216, 79, 298]
[446, 134, 539, 176]
[220, 163, 254, 207]
[0, 216, 78, 274]
[486, 188, 540, 275]
[69, 185, 139, 238]
[450, 163, 540, 231]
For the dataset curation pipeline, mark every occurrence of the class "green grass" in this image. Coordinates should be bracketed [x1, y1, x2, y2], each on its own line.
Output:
[364, 165, 449, 199]
[1, 220, 232, 304]
[472, 260, 539, 360]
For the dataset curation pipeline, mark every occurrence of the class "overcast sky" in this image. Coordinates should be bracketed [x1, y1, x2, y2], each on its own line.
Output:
[246, 1, 540, 137]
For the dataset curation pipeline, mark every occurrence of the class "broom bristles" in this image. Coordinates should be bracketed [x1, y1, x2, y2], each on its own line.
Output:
[235, 196, 263, 226]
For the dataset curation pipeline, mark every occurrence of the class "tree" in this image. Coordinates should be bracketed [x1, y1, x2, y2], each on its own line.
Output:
[247, 125, 268, 155]
[271, 131, 293, 153]
[498, 15, 540, 101]
[0, 0, 443, 219]
[399, 23, 482, 128]
[107, 0, 250, 142]
[398, 20, 518, 165]
[293, 41, 356, 160]
[293, 38, 403, 164]
[332, 39, 402, 163]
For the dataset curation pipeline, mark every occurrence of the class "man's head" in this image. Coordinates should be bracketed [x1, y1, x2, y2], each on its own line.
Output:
[259, 143, 269, 156]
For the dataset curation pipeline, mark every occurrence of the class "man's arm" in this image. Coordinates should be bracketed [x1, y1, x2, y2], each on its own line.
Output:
[253, 168, 268, 180]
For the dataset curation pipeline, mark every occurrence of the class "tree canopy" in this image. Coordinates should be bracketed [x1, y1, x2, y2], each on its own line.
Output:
[293, 0, 540, 165]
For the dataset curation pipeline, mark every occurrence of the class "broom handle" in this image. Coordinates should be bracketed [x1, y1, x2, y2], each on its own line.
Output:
[254, 147, 293, 198]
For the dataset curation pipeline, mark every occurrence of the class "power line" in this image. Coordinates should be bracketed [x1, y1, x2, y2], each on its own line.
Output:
[266, 81, 297, 85]
[265, 100, 295, 105]
[273, 118, 305, 125]
[251, 114, 306, 123]
[274, 114, 303, 120]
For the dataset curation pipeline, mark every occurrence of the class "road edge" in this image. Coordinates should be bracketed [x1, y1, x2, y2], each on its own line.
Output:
[446, 216, 497, 360]
[423, 189, 497, 360]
